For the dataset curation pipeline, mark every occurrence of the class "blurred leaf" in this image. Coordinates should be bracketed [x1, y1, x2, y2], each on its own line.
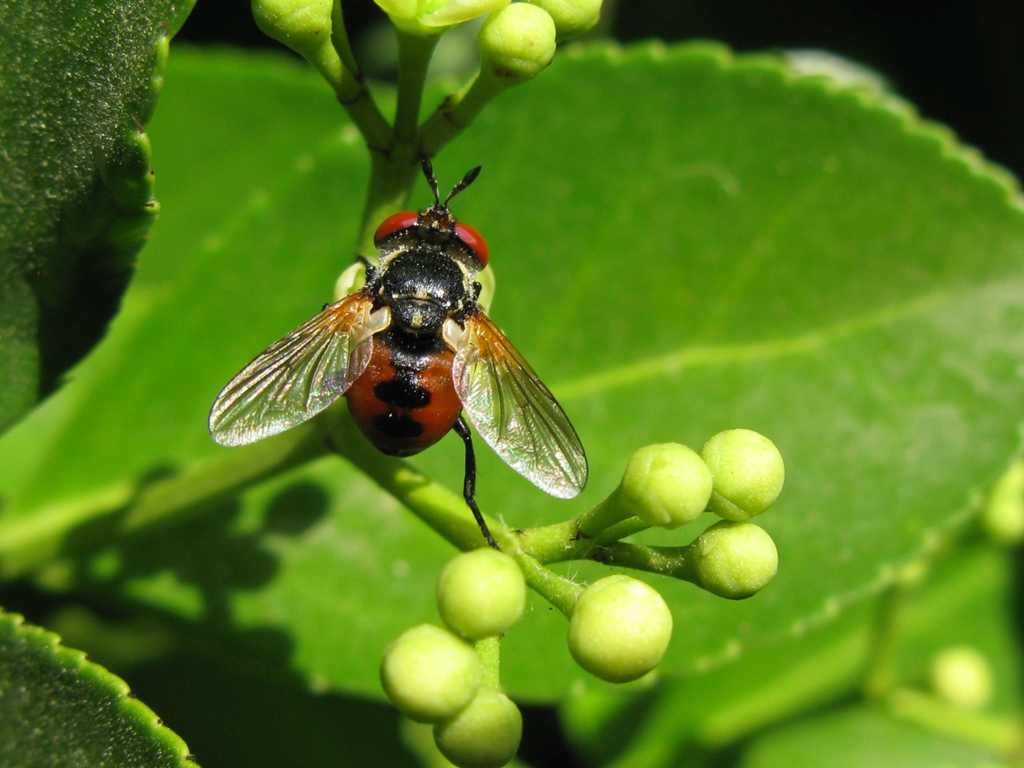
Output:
[738, 705, 997, 768]
[2, 40, 1024, 711]
[0, 0, 193, 433]
[562, 545, 1023, 765]
[0, 609, 194, 768]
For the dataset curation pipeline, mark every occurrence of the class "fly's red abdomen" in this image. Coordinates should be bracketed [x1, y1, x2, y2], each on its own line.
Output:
[345, 329, 462, 456]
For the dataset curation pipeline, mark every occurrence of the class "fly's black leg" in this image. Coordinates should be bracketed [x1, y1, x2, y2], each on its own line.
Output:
[454, 416, 499, 549]
[356, 255, 377, 282]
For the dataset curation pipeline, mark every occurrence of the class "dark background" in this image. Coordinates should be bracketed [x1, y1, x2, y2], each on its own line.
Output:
[177, 0, 1024, 181]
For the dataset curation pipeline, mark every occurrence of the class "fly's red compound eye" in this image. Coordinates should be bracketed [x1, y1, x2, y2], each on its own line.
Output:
[374, 212, 419, 245]
[455, 222, 489, 267]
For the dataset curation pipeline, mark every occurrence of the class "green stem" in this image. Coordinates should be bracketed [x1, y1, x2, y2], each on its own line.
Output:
[887, 687, 1023, 754]
[596, 517, 651, 544]
[333, 70, 394, 155]
[314, 0, 392, 153]
[573, 486, 632, 538]
[420, 67, 512, 157]
[513, 519, 584, 562]
[475, 636, 501, 690]
[329, 0, 361, 77]
[394, 30, 441, 145]
[513, 552, 581, 617]
[863, 573, 910, 700]
[590, 542, 694, 580]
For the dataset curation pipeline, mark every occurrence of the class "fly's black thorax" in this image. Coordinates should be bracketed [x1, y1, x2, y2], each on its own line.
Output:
[371, 243, 475, 336]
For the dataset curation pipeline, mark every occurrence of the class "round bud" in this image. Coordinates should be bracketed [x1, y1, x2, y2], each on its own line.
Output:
[381, 624, 481, 722]
[700, 429, 785, 521]
[252, 0, 334, 62]
[982, 460, 1024, 545]
[689, 521, 778, 599]
[433, 690, 523, 768]
[524, 0, 602, 40]
[437, 549, 527, 640]
[618, 443, 713, 529]
[930, 646, 993, 710]
[333, 260, 367, 300]
[478, 3, 557, 83]
[378, 0, 510, 33]
[567, 575, 672, 683]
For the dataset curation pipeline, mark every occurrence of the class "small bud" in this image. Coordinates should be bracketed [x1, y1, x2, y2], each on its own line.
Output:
[982, 459, 1024, 545]
[567, 575, 672, 683]
[478, 3, 557, 83]
[377, 0, 510, 34]
[437, 549, 527, 640]
[524, 0, 601, 41]
[433, 690, 523, 768]
[252, 0, 334, 62]
[930, 646, 993, 710]
[381, 624, 481, 722]
[618, 443, 713, 529]
[333, 260, 367, 300]
[689, 521, 778, 599]
[700, 429, 785, 521]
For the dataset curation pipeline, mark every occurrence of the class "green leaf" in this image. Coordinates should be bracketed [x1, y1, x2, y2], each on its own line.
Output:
[0, 609, 195, 768]
[0, 0, 193, 433]
[2, 40, 1024, 711]
[738, 706, 997, 768]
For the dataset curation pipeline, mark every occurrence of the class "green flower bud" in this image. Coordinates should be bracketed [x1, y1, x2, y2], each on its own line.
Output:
[618, 443, 713, 529]
[567, 575, 672, 683]
[930, 646, 993, 710]
[252, 0, 335, 63]
[333, 260, 367, 300]
[478, 3, 557, 83]
[377, 0, 510, 34]
[689, 521, 778, 599]
[381, 624, 482, 722]
[524, 0, 601, 40]
[982, 459, 1024, 545]
[433, 690, 523, 768]
[437, 549, 527, 640]
[700, 429, 785, 521]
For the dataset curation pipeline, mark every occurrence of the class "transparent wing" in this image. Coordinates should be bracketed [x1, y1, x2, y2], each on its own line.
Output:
[209, 291, 389, 446]
[449, 312, 587, 498]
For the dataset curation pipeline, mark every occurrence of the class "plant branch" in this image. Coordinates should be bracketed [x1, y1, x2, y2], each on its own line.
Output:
[394, 30, 440, 145]
[419, 67, 511, 157]
[512, 552, 581, 617]
[475, 636, 502, 690]
[888, 687, 1023, 754]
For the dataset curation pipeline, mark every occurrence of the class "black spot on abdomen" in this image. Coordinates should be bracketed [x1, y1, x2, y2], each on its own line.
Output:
[372, 412, 425, 443]
[374, 376, 431, 409]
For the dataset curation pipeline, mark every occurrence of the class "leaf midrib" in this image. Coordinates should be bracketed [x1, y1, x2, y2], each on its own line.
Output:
[555, 290, 948, 400]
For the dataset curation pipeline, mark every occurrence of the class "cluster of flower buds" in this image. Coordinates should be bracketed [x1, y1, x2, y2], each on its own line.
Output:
[382, 430, 785, 765]
[382, 549, 526, 768]
[252, 0, 603, 92]
[562, 429, 784, 686]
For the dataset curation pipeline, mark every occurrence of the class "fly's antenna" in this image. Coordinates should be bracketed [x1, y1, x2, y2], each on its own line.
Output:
[421, 156, 441, 204]
[419, 156, 481, 207]
[446, 166, 482, 205]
